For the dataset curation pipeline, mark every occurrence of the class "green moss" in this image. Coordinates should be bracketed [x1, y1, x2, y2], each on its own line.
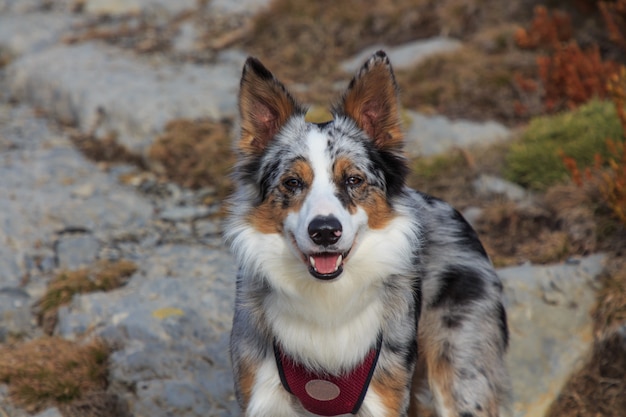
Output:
[505, 100, 625, 190]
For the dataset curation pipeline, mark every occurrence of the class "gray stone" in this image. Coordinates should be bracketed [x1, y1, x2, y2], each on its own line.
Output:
[32, 407, 63, 417]
[403, 110, 511, 157]
[83, 0, 196, 16]
[341, 37, 462, 73]
[207, 0, 271, 15]
[472, 174, 528, 202]
[159, 205, 213, 222]
[0, 13, 75, 56]
[500, 254, 606, 417]
[6, 43, 241, 152]
[0, 287, 33, 341]
[56, 234, 100, 269]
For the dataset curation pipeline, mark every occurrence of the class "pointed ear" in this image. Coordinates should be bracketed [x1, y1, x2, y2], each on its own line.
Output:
[238, 57, 305, 155]
[335, 51, 403, 150]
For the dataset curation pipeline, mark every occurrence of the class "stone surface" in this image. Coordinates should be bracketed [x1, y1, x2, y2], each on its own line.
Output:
[501, 254, 606, 417]
[55, 234, 100, 269]
[341, 37, 462, 72]
[5, 43, 241, 152]
[403, 109, 511, 157]
[83, 0, 196, 16]
[0, 13, 75, 55]
[473, 174, 529, 202]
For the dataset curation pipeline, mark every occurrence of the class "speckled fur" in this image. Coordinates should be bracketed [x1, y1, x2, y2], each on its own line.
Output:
[226, 51, 511, 417]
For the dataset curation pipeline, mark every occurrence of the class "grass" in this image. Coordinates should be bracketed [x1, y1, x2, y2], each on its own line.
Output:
[505, 99, 625, 190]
[0, 337, 110, 412]
[36, 260, 137, 334]
[148, 119, 235, 197]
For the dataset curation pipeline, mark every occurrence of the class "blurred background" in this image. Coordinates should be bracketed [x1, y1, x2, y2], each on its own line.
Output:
[0, 1, 624, 417]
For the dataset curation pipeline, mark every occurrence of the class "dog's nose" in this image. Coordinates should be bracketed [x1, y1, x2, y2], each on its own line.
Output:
[308, 216, 342, 246]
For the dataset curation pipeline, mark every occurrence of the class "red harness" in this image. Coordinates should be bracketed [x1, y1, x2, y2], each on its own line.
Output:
[274, 336, 382, 416]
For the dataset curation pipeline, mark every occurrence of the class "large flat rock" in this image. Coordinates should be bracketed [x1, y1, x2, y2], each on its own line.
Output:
[501, 254, 606, 417]
[6, 43, 242, 153]
[403, 109, 511, 157]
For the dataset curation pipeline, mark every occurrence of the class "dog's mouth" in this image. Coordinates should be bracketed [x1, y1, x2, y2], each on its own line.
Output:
[307, 251, 349, 280]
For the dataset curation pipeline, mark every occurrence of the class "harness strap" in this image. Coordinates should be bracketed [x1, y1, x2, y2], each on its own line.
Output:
[274, 335, 382, 416]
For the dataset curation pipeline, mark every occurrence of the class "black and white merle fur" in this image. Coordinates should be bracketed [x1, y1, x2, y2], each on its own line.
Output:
[225, 51, 511, 417]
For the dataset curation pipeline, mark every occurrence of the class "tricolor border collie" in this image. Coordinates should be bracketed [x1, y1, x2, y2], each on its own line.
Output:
[225, 51, 511, 417]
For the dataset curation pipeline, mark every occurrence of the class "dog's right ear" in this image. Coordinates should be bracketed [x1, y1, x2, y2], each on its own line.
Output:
[238, 57, 304, 155]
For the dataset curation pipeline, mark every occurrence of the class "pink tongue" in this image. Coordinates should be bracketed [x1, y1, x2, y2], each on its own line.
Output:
[313, 254, 340, 275]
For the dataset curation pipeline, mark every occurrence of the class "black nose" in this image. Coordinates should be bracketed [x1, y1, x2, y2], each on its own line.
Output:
[308, 216, 342, 246]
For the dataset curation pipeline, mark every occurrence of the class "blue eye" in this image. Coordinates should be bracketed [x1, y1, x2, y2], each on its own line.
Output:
[283, 178, 303, 190]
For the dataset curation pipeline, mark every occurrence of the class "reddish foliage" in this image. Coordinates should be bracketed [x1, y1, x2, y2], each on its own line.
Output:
[599, 0, 626, 53]
[561, 67, 626, 226]
[514, 5, 572, 50]
[538, 42, 619, 111]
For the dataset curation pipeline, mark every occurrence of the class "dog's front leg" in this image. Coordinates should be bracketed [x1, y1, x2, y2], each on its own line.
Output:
[416, 303, 511, 417]
[238, 356, 299, 417]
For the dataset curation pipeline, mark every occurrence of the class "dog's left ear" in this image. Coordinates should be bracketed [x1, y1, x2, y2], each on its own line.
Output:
[335, 51, 403, 151]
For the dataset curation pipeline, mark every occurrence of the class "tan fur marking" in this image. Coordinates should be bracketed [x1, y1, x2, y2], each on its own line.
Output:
[247, 159, 313, 234]
[332, 156, 394, 228]
[237, 359, 257, 409]
[371, 367, 410, 417]
[424, 338, 457, 415]
[362, 191, 395, 229]
[342, 63, 403, 151]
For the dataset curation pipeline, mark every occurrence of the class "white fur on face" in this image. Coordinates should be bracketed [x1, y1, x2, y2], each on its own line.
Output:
[284, 129, 366, 259]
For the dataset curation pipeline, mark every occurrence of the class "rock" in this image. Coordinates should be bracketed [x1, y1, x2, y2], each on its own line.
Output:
[207, 0, 271, 15]
[340, 37, 462, 73]
[83, 0, 196, 16]
[403, 110, 511, 157]
[159, 205, 214, 222]
[55, 234, 100, 269]
[472, 174, 528, 202]
[0, 13, 75, 55]
[461, 206, 483, 228]
[500, 254, 606, 417]
[5, 43, 241, 152]
[32, 407, 63, 417]
[56, 244, 238, 416]
[0, 287, 33, 342]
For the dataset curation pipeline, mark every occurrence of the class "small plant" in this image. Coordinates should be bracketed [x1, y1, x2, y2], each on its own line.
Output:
[599, 0, 626, 53]
[506, 99, 624, 190]
[148, 119, 234, 196]
[37, 260, 137, 334]
[514, 5, 572, 50]
[0, 337, 109, 412]
[560, 67, 626, 226]
[514, 6, 619, 113]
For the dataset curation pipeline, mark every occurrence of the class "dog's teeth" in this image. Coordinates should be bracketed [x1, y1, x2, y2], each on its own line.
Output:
[309, 256, 316, 269]
[335, 254, 343, 270]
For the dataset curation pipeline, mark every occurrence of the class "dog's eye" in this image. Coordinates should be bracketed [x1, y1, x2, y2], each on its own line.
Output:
[346, 176, 363, 187]
[283, 178, 303, 190]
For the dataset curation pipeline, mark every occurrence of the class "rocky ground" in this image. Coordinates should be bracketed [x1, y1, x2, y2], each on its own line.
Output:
[0, 1, 620, 417]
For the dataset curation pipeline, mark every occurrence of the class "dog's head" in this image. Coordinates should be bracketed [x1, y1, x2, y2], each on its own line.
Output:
[228, 51, 412, 283]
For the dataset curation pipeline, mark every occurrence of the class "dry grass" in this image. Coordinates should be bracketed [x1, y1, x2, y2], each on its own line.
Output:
[396, 45, 538, 124]
[70, 131, 146, 169]
[546, 332, 626, 417]
[0, 337, 110, 412]
[547, 255, 626, 417]
[148, 118, 234, 197]
[36, 260, 137, 334]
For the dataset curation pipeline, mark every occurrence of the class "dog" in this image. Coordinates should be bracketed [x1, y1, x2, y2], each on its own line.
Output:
[225, 51, 511, 417]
